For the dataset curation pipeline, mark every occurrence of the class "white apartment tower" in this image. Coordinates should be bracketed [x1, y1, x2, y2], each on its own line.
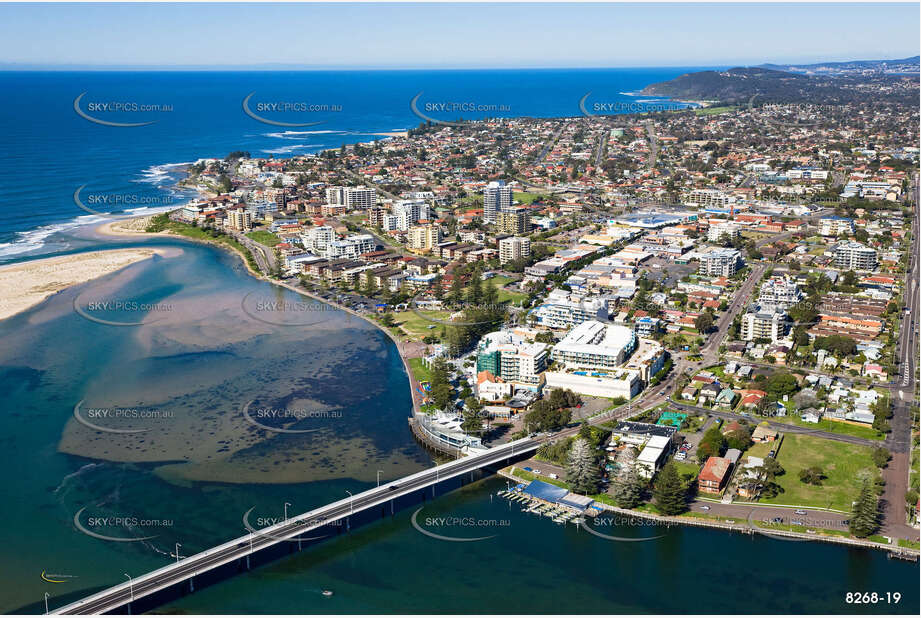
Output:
[483, 180, 512, 223]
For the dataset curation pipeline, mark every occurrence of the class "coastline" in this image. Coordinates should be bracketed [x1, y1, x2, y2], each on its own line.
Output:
[0, 247, 165, 322]
[498, 468, 920, 558]
[96, 215, 425, 416]
[97, 215, 264, 278]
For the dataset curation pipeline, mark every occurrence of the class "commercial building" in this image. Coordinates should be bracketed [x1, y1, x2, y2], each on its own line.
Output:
[301, 225, 336, 254]
[224, 208, 253, 231]
[496, 207, 531, 235]
[685, 188, 732, 208]
[543, 367, 641, 400]
[819, 216, 854, 237]
[698, 456, 733, 494]
[393, 199, 431, 231]
[499, 236, 531, 264]
[834, 242, 877, 271]
[407, 224, 442, 253]
[707, 221, 740, 243]
[532, 289, 608, 329]
[475, 331, 548, 390]
[551, 320, 637, 369]
[758, 276, 803, 310]
[698, 248, 743, 277]
[483, 180, 512, 223]
[327, 185, 377, 210]
[368, 207, 386, 228]
[636, 435, 672, 479]
[741, 307, 789, 342]
[326, 234, 377, 260]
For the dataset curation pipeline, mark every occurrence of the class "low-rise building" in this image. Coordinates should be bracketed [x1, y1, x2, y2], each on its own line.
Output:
[698, 456, 732, 494]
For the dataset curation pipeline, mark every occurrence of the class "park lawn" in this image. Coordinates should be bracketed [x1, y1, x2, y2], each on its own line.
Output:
[407, 358, 431, 383]
[759, 434, 879, 511]
[757, 412, 886, 441]
[497, 287, 527, 305]
[694, 106, 737, 116]
[392, 310, 451, 339]
[744, 441, 774, 460]
[672, 460, 701, 483]
[514, 191, 548, 205]
[246, 230, 282, 246]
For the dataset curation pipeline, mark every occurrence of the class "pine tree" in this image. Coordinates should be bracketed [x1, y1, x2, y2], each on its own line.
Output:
[566, 438, 601, 495]
[610, 464, 643, 509]
[848, 479, 879, 538]
[653, 461, 687, 515]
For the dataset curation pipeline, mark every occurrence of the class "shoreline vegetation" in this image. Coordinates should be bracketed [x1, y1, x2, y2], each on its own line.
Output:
[0, 247, 163, 322]
[498, 467, 918, 557]
[96, 213, 427, 418]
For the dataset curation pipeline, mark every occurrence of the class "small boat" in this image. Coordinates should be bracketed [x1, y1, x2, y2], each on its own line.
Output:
[322, 590, 334, 597]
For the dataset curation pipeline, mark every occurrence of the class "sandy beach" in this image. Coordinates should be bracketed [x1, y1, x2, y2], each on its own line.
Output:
[0, 248, 161, 321]
[95, 214, 162, 237]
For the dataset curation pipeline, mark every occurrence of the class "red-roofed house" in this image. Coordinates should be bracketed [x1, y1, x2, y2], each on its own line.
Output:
[699, 456, 732, 494]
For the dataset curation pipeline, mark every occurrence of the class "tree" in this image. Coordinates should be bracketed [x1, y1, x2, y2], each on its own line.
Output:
[765, 373, 799, 400]
[653, 461, 687, 515]
[739, 456, 786, 499]
[461, 396, 484, 433]
[524, 400, 571, 433]
[428, 357, 454, 411]
[798, 466, 825, 486]
[566, 438, 602, 495]
[848, 479, 879, 538]
[871, 447, 891, 469]
[696, 425, 725, 462]
[610, 464, 644, 509]
[725, 428, 753, 452]
[694, 312, 714, 334]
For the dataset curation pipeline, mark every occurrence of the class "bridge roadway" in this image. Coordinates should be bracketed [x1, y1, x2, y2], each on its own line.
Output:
[52, 438, 539, 615]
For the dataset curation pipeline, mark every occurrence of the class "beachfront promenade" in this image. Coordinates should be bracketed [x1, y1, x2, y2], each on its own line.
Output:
[51, 438, 539, 615]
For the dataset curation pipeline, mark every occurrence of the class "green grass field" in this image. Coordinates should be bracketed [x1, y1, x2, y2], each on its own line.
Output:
[245, 230, 282, 246]
[750, 411, 885, 441]
[146, 215, 260, 272]
[392, 310, 451, 340]
[489, 275, 528, 304]
[695, 106, 737, 116]
[407, 358, 431, 383]
[514, 191, 548, 205]
[759, 434, 879, 511]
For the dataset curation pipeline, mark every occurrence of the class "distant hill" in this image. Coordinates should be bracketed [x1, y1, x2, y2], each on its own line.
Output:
[759, 56, 919, 75]
[641, 66, 917, 105]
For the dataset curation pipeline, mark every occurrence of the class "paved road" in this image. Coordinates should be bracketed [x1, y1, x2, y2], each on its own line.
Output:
[230, 230, 275, 273]
[879, 173, 919, 538]
[53, 439, 540, 615]
[535, 123, 566, 164]
[644, 120, 658, 170]
[594, 128, 609, 168]
[670, 401, 880, 448]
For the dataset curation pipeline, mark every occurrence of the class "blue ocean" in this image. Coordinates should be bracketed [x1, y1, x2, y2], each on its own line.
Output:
[0, 69, 917, 615]
[0, 68, 708, 261]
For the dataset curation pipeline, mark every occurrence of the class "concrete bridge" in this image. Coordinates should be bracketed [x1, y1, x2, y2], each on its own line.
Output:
[51, 438, 538, 615]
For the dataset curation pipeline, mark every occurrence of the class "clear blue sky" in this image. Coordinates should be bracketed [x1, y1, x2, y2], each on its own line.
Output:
[0, 2, 917, 69]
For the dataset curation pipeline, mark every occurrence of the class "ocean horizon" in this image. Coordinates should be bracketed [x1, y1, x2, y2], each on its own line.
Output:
[0, 67, 708, 262]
